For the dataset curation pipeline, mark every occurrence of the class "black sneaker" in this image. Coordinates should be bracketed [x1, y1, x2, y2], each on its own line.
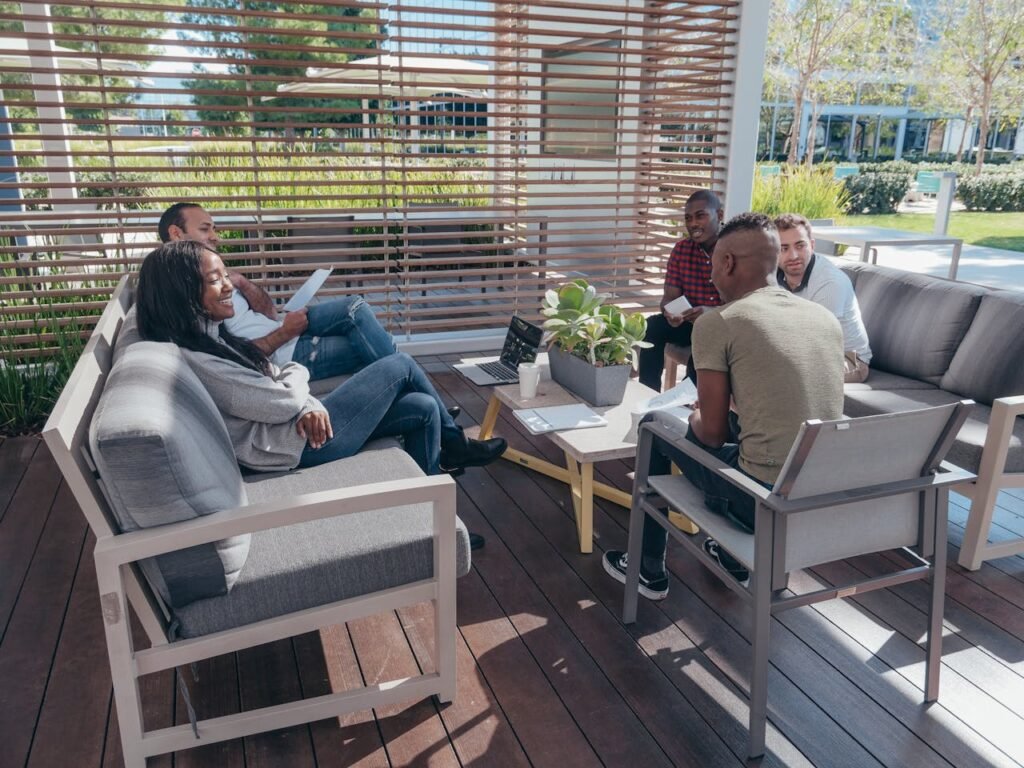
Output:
[602, 550, 669, 600]
[703, 538, 749, 586]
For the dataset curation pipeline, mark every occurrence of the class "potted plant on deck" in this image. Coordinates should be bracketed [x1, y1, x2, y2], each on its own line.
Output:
[540, 279, 651, 406]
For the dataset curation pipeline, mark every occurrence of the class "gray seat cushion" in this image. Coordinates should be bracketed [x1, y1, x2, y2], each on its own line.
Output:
[851, 265, 985, 384]
[173, 444, 471, 638]
[843, 369, 938, 393]
[309, 373, 351, 397]
[844, 388, 1024, 474]
[89, 342, 251, 609]
[940, 291, 1024, 406]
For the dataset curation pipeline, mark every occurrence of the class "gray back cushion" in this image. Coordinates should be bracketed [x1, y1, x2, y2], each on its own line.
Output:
[941, 291, 1024, 405]
[112, 305, 141, 364]
[89, 342, 250, 609]
[850, 264, 984, 384]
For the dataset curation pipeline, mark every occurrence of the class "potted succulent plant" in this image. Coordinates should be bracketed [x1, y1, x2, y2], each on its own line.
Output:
[540, 279, 651, 406]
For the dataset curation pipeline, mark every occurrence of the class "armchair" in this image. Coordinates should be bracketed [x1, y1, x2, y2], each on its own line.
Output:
[621, 404, 975, 759]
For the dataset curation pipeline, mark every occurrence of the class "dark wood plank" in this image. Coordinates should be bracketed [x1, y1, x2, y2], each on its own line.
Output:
[346, 610, 461, 767]
[493, 455, 880, 768]
[397, 601, 532, 767]
[26, 531, 113, 768]
[0, 445, 63, 638]
[0, 436, 38, 522]
[0, 481, 88, 768]
[238, 640, 317, 768]
[173, 653, 246, 768]
[294, 627, 390, 768]
[796, 561, 1019, 767]
[452, 487, 663, 766]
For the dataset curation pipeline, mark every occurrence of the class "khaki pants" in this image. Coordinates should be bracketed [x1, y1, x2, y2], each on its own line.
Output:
[843, 351, 870, 383]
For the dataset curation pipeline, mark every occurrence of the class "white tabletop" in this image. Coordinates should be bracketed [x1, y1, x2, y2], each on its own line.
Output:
[496, 378, 659, 463]
[813, 224, 961, 246]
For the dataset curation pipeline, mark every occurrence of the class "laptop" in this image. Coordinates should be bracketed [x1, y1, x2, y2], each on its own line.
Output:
[454, 316, 543, 385]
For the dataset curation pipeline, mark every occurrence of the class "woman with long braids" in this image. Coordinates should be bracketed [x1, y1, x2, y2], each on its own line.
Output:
[134, 240, 506, 477]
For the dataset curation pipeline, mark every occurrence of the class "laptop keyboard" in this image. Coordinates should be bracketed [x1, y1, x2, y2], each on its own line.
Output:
[478, 360, 519, 382]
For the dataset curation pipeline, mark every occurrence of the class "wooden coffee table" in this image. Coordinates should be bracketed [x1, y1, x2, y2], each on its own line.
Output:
[478, 378, 684, 553]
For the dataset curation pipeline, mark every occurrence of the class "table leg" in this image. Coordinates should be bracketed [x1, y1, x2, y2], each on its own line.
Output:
[948, 241, 962, 280]
[478, 394, 502, 440]
[565, 451, 594, 553]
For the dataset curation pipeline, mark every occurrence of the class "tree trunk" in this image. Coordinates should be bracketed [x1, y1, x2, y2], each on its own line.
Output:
[804, 100, 821, 165]
[955, 105, 973, 163]
[787, 89, 804, 165]
[976, 83, 993, 174]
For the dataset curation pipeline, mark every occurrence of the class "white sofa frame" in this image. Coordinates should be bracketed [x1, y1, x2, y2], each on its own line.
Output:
[42, 277, 459, 767]
[956, 394, 1024, 569]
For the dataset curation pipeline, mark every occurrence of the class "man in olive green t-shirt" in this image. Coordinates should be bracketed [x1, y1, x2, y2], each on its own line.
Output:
[604, 212, 844, 600]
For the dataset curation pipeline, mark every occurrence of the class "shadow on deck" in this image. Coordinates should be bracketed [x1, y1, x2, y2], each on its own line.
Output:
[2, 355, 1024, 767]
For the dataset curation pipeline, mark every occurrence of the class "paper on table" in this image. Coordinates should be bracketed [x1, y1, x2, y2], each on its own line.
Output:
[663, 294, 692, 315]
[513, 403, 607, 435]
[283, 268, 333, 312]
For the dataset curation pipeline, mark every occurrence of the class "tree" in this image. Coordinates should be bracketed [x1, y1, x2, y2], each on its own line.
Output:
[765, 0, 915, 164]
[180, 1, 379, 135]
[924, 0, 1024, 172]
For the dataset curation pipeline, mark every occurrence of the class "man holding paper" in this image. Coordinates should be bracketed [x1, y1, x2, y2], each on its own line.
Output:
[604, 213, 844, 599]
[637, 189, 725, 391]
[160, 203, 397, 382]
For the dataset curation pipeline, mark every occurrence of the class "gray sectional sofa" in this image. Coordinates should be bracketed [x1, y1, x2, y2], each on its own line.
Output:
[43, 278, 470, 765]
[837, 261, 1024, 569]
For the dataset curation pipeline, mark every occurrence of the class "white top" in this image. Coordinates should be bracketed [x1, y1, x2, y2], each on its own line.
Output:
[223, 292, 298, 367]
[801, 255, 872, 363]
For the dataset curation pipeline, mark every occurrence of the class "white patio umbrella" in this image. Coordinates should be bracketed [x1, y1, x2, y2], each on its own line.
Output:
[269, 57, 490, 143]
[0, 36, 141, 72]
[300, 54, 490, 91]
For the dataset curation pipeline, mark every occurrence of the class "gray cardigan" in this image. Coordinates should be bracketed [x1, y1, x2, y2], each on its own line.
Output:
[179, 323, 324, 471]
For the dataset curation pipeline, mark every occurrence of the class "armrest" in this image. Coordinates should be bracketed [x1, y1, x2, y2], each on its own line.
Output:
[993, 394, 1024, 417]
[764, 464, 975, 514]
[637, 414, 773, 503]
[94, 474, 457, 569]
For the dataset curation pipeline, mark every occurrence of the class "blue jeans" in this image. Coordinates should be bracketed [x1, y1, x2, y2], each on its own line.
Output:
[639, 414, 770, 577]
[297, 352, 459, 474]
[291, 297, 397, 381]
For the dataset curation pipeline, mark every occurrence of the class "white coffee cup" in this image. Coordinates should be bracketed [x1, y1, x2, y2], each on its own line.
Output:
[518, 362, 541, 399]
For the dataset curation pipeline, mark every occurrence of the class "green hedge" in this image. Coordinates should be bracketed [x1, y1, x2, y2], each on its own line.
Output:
[957, 173, 1024, 212]
[842, 172, 912, 214]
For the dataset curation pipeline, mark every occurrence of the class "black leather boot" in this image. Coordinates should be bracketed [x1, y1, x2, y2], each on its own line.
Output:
[440, 434, 507, 472]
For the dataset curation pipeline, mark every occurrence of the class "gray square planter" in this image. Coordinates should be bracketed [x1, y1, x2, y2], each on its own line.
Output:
[547, 344, 631, 406]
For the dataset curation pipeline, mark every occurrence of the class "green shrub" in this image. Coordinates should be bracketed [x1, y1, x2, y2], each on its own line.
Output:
[957, 173, 1024, 212]
[843, 172, 912, 214]
[0, 311, 86, 436]
[750, 165, 850, 220]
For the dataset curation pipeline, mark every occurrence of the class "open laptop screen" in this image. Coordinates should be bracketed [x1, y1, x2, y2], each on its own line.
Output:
[499, 316, 543, 368]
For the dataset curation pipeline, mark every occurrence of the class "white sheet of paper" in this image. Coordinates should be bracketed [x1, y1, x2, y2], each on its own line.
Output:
[513, 403, 607, 435]
[283, 268, 333, 312]
[663, 294, 692, 315]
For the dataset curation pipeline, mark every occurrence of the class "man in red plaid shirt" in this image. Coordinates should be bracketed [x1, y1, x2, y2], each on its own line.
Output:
[638, 189, 725, 390]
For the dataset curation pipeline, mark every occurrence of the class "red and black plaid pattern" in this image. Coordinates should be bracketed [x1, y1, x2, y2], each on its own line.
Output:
[665, 237, 722, 307]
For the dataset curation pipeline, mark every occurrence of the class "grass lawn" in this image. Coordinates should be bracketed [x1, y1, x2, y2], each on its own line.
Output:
[841, 211, 1024, 253]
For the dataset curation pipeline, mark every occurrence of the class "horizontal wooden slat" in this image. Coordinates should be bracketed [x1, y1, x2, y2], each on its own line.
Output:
[0, 0, 737, 357]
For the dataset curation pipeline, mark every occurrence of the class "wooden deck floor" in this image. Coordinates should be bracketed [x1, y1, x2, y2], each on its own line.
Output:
[3, 355, 1024, 768]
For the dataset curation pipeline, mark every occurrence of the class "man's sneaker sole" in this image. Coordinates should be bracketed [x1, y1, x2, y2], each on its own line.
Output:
[602, 551, 669, 601]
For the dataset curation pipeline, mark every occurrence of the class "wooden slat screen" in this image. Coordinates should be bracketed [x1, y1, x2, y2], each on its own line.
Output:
[1, 0, 739, 358]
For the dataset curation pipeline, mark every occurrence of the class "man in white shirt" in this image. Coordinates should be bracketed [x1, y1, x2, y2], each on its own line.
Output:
[775, 213, 872, 383]
[159, 203, 399, 383]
